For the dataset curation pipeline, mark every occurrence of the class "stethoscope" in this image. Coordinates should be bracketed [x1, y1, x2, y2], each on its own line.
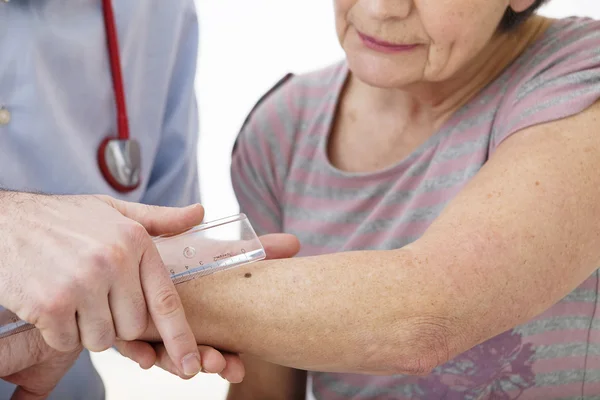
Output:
[97, 0, 141, 193]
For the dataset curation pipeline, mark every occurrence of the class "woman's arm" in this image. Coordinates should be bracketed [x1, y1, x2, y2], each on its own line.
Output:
[226, 356, 306, 400]
[142, 99, 600, 375]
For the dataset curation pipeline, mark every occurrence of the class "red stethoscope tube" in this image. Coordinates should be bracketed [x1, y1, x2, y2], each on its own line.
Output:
[102, 0, 129, 141]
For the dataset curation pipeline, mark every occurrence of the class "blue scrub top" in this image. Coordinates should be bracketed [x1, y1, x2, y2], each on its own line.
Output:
[0, 0, 201, 398]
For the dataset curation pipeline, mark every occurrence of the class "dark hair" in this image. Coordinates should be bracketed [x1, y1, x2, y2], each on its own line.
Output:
[499, 0, 551, 31]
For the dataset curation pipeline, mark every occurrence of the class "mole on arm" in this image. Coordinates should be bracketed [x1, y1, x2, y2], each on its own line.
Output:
[244, 273, 252, 278]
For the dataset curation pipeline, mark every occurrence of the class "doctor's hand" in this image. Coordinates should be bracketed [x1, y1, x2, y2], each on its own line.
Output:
[0, 191, 204, 378]
[1, 328, 82, 400]
[114, 233, 301, 383]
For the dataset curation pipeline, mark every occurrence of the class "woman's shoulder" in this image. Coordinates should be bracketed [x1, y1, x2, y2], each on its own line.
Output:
[543, 15, 600, 38]
[509, 16, 600, 75]
[490, 16, 600, 150]
[499, 15, 600, 102]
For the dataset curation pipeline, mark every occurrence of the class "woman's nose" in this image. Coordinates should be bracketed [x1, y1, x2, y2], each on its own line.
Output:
[362, 0, 412, 20]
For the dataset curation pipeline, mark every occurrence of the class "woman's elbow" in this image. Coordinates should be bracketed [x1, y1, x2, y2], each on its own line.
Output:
[375, 316, 460, 376]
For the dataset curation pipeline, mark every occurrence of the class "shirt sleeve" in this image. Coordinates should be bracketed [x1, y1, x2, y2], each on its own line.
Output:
[230, 74, 296, 236]
[491, 18, 600, 152]
[140, 1, 200, 207]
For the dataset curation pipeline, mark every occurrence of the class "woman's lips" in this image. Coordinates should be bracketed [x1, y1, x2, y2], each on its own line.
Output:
[357, 31, 419, 54]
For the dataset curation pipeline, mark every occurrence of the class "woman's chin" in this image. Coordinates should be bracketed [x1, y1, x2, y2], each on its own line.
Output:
[346, 55, 420, 89]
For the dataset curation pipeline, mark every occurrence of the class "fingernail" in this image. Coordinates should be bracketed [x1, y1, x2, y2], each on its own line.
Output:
[182, 353, 202, 376]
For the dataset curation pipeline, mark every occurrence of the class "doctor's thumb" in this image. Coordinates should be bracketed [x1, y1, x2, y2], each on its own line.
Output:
[96, 195, 205, 237]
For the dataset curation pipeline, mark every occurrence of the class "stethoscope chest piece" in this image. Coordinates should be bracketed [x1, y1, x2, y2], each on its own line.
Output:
[97, 138, 141, 193]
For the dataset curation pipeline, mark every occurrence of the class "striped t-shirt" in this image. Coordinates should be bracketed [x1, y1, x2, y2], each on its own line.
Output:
[231, 17, 600, 399]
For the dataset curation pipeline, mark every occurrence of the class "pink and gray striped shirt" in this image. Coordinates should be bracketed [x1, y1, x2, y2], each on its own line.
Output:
[231, 17, 600, 399]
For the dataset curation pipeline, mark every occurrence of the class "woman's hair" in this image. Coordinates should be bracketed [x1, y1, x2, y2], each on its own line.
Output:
[499, 0, 551, 31]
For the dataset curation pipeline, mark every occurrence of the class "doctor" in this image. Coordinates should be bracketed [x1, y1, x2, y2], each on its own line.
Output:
[0, 0, 245, 398]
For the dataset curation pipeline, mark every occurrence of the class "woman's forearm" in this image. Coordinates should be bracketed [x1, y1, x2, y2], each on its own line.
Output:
[142, 248, 453, 375]
[140, 233, 594, 377]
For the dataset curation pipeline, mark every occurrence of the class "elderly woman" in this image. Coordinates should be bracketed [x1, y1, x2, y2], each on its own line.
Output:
[224, 0, 600, 398]
[118, 0, 600, 398]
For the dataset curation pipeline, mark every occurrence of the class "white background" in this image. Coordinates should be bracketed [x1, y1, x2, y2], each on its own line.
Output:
[90, 1, 600, 399]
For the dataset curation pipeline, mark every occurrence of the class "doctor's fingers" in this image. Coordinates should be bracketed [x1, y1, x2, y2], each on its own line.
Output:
[153, 343, 245, 383]
[139, 239, 201, 378]
[215, 352, 245, 383]
[76, 291, 115, 352]
[30, 296, 80, 353]
[76, 254, 146, 351]
[107, 255, 148, 342]
[260, 233, 301, 260]
[96, 195, 205, 237]
[114, 339, 157, 370]
[74, 256, 134, 352]
[75, 235, 147, 350]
